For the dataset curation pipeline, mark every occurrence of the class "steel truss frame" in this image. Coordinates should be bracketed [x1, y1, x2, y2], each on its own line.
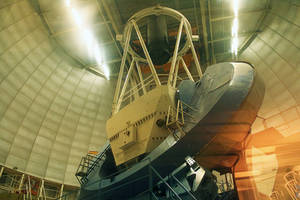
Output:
[112, 6, 203, 114]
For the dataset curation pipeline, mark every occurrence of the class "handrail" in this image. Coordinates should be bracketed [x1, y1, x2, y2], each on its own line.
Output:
[121, 78, 154, 103]
[119, 72, 203, 112]
[85, 145, 110, 175]
[172, 175, 197, 200]
[76, 145, 111, 185]
[151, 192, 160, 200]
[60, 158, 201, 200]
[123, 75, 153, 97]
[149, 165, 183, 200]
[120, 74, 191, 107]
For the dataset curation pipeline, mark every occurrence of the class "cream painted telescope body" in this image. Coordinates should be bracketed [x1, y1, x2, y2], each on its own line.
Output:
[77, 6, 265, 200]
[107, 85, 176, 166]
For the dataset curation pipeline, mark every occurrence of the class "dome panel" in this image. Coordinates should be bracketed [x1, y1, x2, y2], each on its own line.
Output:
[241, 0, 300, 137]
[0, 0, 114, 186]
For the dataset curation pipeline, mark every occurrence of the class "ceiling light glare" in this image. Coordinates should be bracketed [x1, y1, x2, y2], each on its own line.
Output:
[231, 0, 239, 57]
[233, 0, 239, 17]
[82, 28, 94, 48]
[103, 64, 110, 80]
[67, 2, 109, 80]
[231, 37, 238, 56]
[94, 45, 109, 80]
[71, 8, 83, 27]
[66, 0, 71, 7]
[232, 18, 238, 37]
[94, 44, 102, 64]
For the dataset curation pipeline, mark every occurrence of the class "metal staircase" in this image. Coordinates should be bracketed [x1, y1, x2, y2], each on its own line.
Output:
[75, 145, 111, 185]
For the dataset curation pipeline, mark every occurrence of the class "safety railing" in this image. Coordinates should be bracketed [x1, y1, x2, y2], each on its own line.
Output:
[59, 158, 198, 200]
[168, 97, 207, 140]
[269, 191, 281, 200]
[119, 74, 188, 111]
[121, 73, 201, 107]
[283, 170, 300, 200]
[75, 145, 111, 185]
[166, 100, 188, 141]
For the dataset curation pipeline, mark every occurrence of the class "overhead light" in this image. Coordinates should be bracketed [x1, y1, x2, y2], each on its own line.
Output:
[94, 45, 110, 80]
[82, 28, 94, 57]
[66, 0, 71, 7]
[231, 0, 239, 57]
[232, 37, 238, 56]
[233, 0, 239, 17]
[103, 64, 110, 80]
[66, 2, 109, 79]
[232, 18, 238, 37]
[71, 8, 83, 27]
[93, 50, 110, 80]
[94, 44, 102, 63]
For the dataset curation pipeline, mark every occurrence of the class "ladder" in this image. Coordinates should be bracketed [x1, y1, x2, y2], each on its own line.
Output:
[166, 100, 186, 140]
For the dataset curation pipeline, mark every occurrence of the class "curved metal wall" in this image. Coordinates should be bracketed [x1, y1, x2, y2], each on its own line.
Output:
[0, 0, 114, 185]
[1, 0, 300, 189]
[241, 0, 300, 137]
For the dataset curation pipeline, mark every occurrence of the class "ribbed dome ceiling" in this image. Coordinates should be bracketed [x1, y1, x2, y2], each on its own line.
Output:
[0, 0, 114, 185]
[241, 0, 300, 136]
[0, 0, 299, 188]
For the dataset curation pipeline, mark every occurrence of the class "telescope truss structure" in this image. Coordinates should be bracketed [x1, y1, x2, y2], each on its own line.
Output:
[112, 6, 203, 114]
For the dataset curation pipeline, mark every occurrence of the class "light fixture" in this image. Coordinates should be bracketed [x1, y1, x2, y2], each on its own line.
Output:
[71, 8, 83, 27]
[231, 0, 239, 58]
[233, 0, 239, 17]
[66, 0, 71, 7]
[103, 64, 110, 80]
[65, 0, 110, 79]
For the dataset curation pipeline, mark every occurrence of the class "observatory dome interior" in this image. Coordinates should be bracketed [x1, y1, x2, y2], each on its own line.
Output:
[0, 0, 300, 199]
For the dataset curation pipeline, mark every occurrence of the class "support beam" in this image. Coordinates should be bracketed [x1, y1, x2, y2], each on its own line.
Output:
[59, 184, 64, 200]
[199, 0, 209, 64]
[95, 0, 128, 78]
[112, 24, 132, 114]
[106, 58, 122, 64]
[96, 0, 125, 60]
[10, 175, 15, 191]
[28, 176, 32, 200]
[207, 0, 216, 64]
[129, 66, 140, 100]
[136, 61, 147, 95]
[50, 21, 110, 37]
[18, 174, 25, 192]
[168, 18, 184, 86]
[85, 58, 122, 69]
[238, 1, 271, 57]
[183, 20, 203, 77]
[132, 20, 161, 86]
[101, 0, 123, 35]
[0, 166, 4, 178]
[180, 57, 194, 82]
[43, 182, 46, 200]
[26, 184, 29, 200]
[38, 180, 44, 200]
[129, 78, 139, 101]
[173, 60, 180, 88]
[115, 59, 135, 113]
[214, 52, 232, 58]
[208, 31, 261, 43]
[211, 8, 270, 22]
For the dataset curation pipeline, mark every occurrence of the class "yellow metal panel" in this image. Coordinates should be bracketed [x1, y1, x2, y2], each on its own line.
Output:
[106, 85, 176, 166]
